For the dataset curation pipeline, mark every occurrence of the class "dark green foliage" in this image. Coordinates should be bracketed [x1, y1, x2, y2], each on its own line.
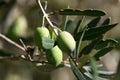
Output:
[73, 16, 85, 36]
[79, 36, 102, 57]
[101, 18, 111, 25]
[64, 20, 73, 32]
[93, 47, 114, 60]
[95, 38, 118, 50]
[87, 17, 101, 28]
[73, 19, 82, 35]
[57, 9, 106, 16]
[75, 23, 118, 40]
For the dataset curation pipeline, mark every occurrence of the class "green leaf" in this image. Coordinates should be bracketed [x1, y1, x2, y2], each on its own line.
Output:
[60, 15, 68, 30]
[84, 72, 93, 80]
[90, 58, 99, 80]
[87, 17, 101, 28]
[75, 23, 118, 40]
[98, 70, 115, 77]
[64, 20, 73, 32]
[73, 19, 82, 35]
[95, 38, 118, 50]
[84, 72, 110, 80]
[93, 47, 114, 60]
[79, 36, 102, 57]
[102, 18, 110, 25]
[76, 26, 87, 58]
[57, 9, 106, 16]
[83, 65, 115, 79]
[69, 58, 87, 80]
[73, 16, 86, 36]
[42, 37, 55, 49]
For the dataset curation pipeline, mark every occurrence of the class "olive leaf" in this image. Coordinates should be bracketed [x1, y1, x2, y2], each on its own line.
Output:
[90, 58, 99, 80]
[73, 19, 82, 35]
[76, 26, 87, 58]
[64, 20, 73, 32]
[95, 38, 118, 50]
[75, 23, 118, 40]
[79, 36, 102, 57]
[42, 37, 55, 49]
[101, 17, 111, 25]
[57, 9, 106, 16]
[73, 16, 86, 36]
[69, 58, 87, 80]
[87, 17, 101, 28]
[93, 47, 114, 60]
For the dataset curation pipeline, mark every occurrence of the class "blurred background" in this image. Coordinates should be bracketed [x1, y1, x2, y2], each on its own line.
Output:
[0, 0, 120, 80]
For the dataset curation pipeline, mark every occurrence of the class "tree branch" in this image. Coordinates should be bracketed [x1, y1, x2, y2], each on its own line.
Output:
[0, 33, 26, 54]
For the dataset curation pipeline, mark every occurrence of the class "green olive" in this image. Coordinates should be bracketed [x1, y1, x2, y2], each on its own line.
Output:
[7, 16, 27, 40]
[57, 31, 76, 54]
[34, 27, 50, 48]
[46, 45, 63, 66]
[48, 27, 58, 40]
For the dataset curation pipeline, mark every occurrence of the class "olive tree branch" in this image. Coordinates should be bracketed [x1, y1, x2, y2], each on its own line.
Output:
[0, 33, 26, 55]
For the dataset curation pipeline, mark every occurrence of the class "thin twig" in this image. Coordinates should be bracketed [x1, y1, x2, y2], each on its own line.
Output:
[0, 33, 26, 54]
[42, 1, 47, 27]
[19, 39, 27, 51]
[36, 0, 61, 35]
[36, 0, 54, 27]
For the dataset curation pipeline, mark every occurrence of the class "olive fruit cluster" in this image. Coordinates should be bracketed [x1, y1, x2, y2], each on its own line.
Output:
[34, 27, 62, 66]
[34, 26, 76, 66]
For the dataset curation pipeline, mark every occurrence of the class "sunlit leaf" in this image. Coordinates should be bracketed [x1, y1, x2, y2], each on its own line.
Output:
[69, 58, 87, 80]
[90, 58, 99, 80]
[84, 72, 93, 80]
[98, 70, 115, 77]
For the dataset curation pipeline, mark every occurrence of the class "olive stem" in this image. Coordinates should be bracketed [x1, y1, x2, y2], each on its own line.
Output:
[36, 0, 60, 36]
[0, 33, 26, 55]
[42, 16, 45, 27]
[41, 1, 47, 27]
[36, 0, 53, 27]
